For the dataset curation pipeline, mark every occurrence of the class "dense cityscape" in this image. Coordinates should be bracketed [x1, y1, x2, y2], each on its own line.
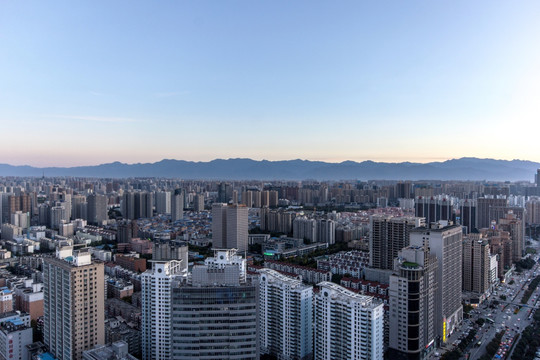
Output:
[0, 172, 538, 359]
[3, 1, 540, 360]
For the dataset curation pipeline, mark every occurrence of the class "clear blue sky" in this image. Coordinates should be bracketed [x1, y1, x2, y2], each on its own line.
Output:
[1, 1, 539, 166]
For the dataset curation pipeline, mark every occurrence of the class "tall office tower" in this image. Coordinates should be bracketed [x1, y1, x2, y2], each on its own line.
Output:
[319, 185, 329, 204]
[133, 192, 144, 218]
[0, 193, 13, 225]
[396, 181, 412, 199]
[134, 192, 153, 219]
[252, 191, 262, 208]
[438, 197, 454, 221]
[87, 194, 108, 225]
[477, 197, 507, 229]
[410, 222, 463, 343]
[526, 198, 540, 224]
[317, 219, 335, 244]
[23, 193, 31, 214]
[59, 201, 71, 223]
[314, 282, 384, 360]
[389, 244, 438, 360]
[268, 190, 279, 207]
[59, 193, 72, 221]
[20, 194, 31, 214]
[293, 217, 318, 243]
[43, 247, 105, 360]
[369, 215, 425, 270]
[38, 204, 50, 226]
[415, 196, 454, 224]
[498, 211, 524, 262]
[171, 249, 258, 360]
[71, 195, 86, 220]
[30, 192, 39, 217]
[49, 204, 66, 230]
[212, 203, 227, 248]
[171, 189, 184, 222]
[217, 182, 233, 203]
[260, 207, 269, 231]
[141, 260, 184, 360]
[462, 234, 491, 295]
[242, 190, 253, 207]
[489, 253, 499, 287]
[211, 204, 248, 252]
[261, 191, 270, 207]
[78, 202, 88, 222]
[144, 192, 153, 218]
[536, 169, 540, 187]
[459, 199, 477, 233]
[117, 220, 139, 243]
[121, 192, 136, 220]
[155, 191, 171, 215]
[7, 194, 30, 221]
[481, 228, 512, 278]
[259, 269, 313, 360]
[232, 190, 238, 204]
[193, 194, 205, 212]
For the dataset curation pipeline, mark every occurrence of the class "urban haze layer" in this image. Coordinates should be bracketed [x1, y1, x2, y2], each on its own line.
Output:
[1, 171, 540, 360]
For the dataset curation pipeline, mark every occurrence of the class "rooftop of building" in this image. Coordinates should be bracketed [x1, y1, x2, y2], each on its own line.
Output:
[265, 260, 331, 274]
[341, 277, 389, 289]
[0, 287, 11, 295]
[0, 318, 28, 333]
[402, 261, 420, 268]
[317, 281, 376, 304]
[83, 341, 137, 360]
[106, 279, 133, 289]
[410, 221, 462, 233]
[36, 353, 57, 360]
[258, 268, 306, 287]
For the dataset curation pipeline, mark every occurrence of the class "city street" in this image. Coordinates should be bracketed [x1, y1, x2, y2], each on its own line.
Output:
[469, 255, 540, 359]
[470, 246, 540, 359]
[431, 238, 540, 360]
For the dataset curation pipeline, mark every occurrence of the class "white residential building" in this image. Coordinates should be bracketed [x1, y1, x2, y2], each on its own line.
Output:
[259, 269, 313, 360]
[141, 260, 183, 360]
[314, 282, 384, 360]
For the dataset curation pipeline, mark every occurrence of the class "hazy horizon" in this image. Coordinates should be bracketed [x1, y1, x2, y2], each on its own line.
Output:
[1, 155, 539, 169]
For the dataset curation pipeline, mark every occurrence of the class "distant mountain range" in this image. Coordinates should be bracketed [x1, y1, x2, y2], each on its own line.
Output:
[0, 157, 538, 181]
